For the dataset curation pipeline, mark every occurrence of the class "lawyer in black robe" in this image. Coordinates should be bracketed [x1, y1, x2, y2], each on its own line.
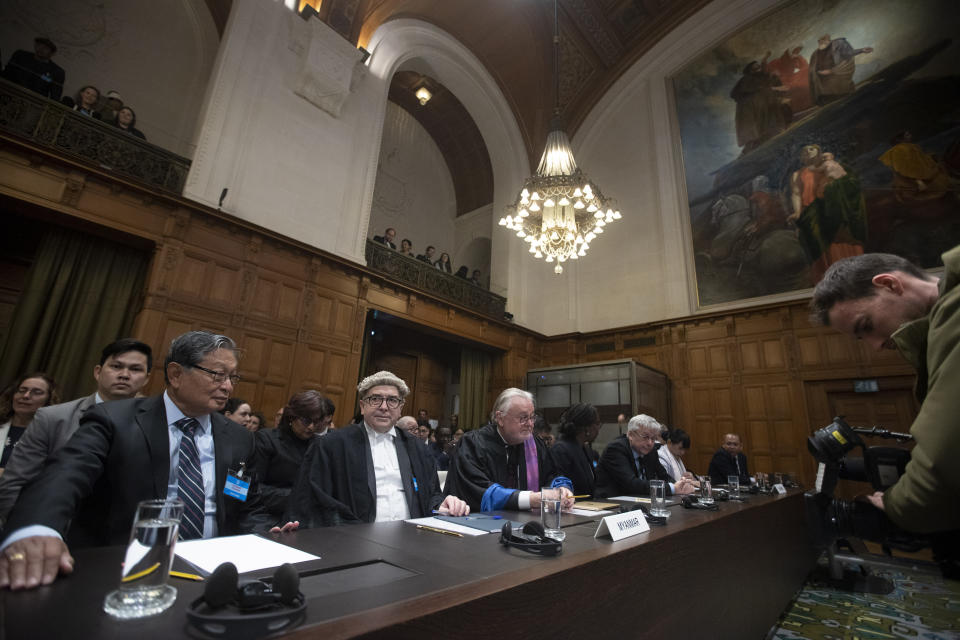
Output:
[445, 421, 567, 512]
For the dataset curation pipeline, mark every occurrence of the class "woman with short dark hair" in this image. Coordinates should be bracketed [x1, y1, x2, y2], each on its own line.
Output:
[551, 403, 600, 497]
[252, 390, 335, 518]
[658, 428, 693, 483]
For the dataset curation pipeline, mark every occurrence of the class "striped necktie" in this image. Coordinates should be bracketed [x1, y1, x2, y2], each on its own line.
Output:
[175, 417, 205, 540]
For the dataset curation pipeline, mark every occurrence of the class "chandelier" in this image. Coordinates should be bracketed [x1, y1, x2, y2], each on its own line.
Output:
[498, 1, 621, 275]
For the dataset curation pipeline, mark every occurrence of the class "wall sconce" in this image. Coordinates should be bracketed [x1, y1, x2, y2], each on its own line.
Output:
[415, 86, 432, 106]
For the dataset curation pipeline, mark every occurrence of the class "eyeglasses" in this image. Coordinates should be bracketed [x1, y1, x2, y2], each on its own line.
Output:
[295, 415, 331, 427]
[504, 413, 535, 424]
[362, 395, 403, 409]
[190, 364, 241, 385]
[16, 386, 47, 397]
[632, 432, 656, 442]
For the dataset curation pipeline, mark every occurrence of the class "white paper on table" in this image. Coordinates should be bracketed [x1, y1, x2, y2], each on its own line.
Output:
[175, 534, 320, 574]
[607, 496, 675, 505]
[569, 507, 615, 517]
[404, 516, 489, 536]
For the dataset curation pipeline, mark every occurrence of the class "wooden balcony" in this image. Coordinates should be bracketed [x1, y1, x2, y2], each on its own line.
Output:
[0, 79, 190, 195]
[365, 240, 506, 320]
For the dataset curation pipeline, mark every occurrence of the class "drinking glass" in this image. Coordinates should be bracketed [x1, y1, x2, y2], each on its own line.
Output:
[103, 499, 183, 619]
[648, 479, 668, 517]
[699, 476, 714, 505]
[727, 475, 740, 499]
[540, 487, 565, 541]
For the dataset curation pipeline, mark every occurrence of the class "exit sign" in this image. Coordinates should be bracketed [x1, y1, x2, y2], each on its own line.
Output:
[854, 379, 879, 393]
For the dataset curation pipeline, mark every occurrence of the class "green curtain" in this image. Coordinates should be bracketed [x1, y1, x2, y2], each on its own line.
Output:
[0, 227, 149, 400]
[459, 347, 491, 430]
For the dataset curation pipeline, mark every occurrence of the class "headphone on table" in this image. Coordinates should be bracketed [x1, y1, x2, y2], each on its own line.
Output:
[499, 520, 562, 556]
[186, 562, 306, 638]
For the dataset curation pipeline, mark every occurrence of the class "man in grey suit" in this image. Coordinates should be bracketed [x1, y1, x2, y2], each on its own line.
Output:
[0, 339, 153, 526]
[0, 331, 277, 591]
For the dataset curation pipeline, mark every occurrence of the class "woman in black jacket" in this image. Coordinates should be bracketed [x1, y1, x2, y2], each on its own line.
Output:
[550, 403, 600, 497]
[252, 390, 335, 519]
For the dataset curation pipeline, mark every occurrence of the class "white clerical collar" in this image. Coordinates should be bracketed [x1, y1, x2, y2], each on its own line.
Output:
[364, 422, 397, 441]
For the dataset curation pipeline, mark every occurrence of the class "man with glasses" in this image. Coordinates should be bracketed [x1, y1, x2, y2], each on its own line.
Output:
[0, 331, 271, 591]
[288, 371, 469, 527]
[595, 414, 696, 499]
[445, 388, 573, 512]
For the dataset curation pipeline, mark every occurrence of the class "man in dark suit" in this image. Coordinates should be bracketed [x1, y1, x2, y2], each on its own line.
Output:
[708, 433, 752, 486]
[372, 227, 397, 249]
[595, 414, 696, 498]
[288, 371, 468, 527]
[2, 37, 65, 100]
[0, 339, 153, 526]
[416, 245, 435, 264]
[0, 331, 272, 591]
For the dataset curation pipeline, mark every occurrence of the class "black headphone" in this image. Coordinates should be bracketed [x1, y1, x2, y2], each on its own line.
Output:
[499, 520, 562, 556]
[186, 562, 306, 638]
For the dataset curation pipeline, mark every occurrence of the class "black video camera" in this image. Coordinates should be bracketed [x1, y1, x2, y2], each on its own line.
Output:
[803, 417, 921, 552]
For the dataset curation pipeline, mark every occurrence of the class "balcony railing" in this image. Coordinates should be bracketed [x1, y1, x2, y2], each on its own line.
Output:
[0, 79, 190, 195]
[365, 240, 506, 320]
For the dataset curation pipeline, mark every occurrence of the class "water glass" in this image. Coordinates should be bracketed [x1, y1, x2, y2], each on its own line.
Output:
[648, 479, 668, 517]
[540, 487, 565, 541]
[699, 476, 714, 505]
[727, 475, 740, 499]
[103, 499, 184, 619]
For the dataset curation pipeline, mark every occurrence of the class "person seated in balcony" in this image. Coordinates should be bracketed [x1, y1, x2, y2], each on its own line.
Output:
[416, 245, 435, 264]
[372, 227, 396, 249]
[399, 238, 414, 258]
[434, 252, 452, 273]
[2, 37, 65, 100]
[470, 269, 484, 287]
[63, 85, 101, 118]
[113, 106, 145, 140]
[97, 90, 123, 123]
[454, 265, 469, 279]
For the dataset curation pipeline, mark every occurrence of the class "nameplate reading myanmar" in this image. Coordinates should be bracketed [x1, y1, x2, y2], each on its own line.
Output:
[594, 510, 650, 541]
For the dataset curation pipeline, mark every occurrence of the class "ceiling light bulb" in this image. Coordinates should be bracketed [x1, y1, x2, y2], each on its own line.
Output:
[415, 87, 432, 105]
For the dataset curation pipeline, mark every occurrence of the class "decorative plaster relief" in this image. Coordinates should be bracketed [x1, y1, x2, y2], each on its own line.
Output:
[288, 13, 365, 117]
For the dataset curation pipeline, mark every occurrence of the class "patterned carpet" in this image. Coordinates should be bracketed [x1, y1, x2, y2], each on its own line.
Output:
[768, 556, 960, 640]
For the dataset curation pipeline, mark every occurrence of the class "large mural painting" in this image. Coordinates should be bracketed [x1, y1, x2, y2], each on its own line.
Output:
[673, 0, 960, 306]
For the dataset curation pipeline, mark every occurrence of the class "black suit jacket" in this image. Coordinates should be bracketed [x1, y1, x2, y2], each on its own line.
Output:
[707, 450, 751, 486]
[2, 394, 261, 547]
[288, 423, 443, 527]
[372, 235, 396, 250]
[594, 435, 671, 498]
[551, 438, 596, 497]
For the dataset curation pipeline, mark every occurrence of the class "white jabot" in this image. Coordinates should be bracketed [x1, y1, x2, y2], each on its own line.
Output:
[364, 423, 410, 522]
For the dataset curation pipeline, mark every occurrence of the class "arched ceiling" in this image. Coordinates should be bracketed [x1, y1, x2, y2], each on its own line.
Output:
[205, 0, 712, 198]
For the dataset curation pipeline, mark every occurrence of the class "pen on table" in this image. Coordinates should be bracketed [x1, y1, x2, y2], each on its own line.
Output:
[571, 495, 589, 499]
[170, 570, 205, 581]
[417, 524, 463, 537]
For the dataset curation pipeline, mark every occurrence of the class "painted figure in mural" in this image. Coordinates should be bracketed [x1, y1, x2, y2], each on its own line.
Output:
[878, 131, 952, 203]
[809, 34, 874, 106]
[764, 46, 812, 113]
[788, 144, 867, 283]
[730, 56, 792, 153]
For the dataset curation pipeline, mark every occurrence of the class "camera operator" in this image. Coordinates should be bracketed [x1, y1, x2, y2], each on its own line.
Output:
[810, 248, 960, 537]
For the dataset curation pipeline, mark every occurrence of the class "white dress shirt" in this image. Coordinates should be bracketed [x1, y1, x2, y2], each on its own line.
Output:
[364, 423, 410, 522]
[163, 392, 218, 537]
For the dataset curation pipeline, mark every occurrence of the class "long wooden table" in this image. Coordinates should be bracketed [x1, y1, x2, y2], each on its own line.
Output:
[1, 491, 816, 639]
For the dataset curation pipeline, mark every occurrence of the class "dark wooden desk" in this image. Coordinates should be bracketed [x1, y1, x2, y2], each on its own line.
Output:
[1, 491, 816, 639]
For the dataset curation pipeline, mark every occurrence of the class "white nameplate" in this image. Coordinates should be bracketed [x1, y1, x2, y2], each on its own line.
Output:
[594, 510, 650, 541]
[774, 483, 787, 495]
